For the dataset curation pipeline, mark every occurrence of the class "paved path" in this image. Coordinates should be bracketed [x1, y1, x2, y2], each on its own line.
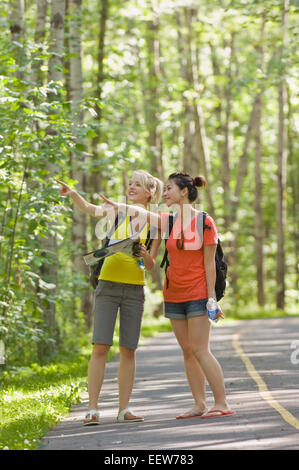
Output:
[40, 317, 299, 451]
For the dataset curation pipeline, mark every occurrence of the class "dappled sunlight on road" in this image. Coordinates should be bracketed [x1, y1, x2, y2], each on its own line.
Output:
[40, 318, 299, 450]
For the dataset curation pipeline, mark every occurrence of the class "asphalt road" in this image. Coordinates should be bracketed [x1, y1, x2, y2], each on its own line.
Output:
[40, 316, 299, 451]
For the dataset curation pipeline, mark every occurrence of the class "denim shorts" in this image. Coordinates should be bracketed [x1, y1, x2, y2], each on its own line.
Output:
[164, 298, 208, 320]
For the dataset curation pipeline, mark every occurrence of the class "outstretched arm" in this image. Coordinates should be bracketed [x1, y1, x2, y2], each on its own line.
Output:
[99, 193, 162, 230]
[56, 180, 114, 218]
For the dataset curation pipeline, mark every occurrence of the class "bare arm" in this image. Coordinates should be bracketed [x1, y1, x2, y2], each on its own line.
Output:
[204, 244, 224, 319]
[204, 244, 217, 298]
[99, 194, 162, 230]
[56, 179, 114, 218]
[137, 234, 162, 271]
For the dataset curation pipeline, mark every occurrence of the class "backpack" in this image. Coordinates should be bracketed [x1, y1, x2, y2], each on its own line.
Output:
[160, 211, 227, 301]
[90, 214, 153, 289]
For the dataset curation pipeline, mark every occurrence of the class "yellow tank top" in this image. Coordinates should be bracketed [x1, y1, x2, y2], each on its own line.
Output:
[99, 216, 149, 285]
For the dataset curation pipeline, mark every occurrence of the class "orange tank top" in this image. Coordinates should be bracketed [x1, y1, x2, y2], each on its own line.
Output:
[160, 212, 218, 302]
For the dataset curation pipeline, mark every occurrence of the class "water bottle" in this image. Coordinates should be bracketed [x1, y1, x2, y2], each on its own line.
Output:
[137, 259, 145, 270]
[207, 298, 219, 323]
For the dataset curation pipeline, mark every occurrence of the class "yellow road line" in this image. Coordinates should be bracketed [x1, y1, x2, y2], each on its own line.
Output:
[232, 328, 299, 431]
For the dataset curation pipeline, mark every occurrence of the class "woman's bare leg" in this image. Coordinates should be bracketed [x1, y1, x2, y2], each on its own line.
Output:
[188, 315, 230, 411]
[87, 343, 110, 410]
[118, 346, 143, 420]
[170, 318, 206, 414]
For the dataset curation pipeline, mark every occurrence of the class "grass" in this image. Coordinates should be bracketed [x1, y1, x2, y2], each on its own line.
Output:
[0, 313, 171, 450]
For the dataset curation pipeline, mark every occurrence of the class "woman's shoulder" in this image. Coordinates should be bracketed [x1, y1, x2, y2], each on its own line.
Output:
[202, 212, 217, 227]
[200, 211, 218, 244]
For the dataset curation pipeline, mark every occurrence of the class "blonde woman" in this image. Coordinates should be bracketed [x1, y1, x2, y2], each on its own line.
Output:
[56, 170, 163, 425]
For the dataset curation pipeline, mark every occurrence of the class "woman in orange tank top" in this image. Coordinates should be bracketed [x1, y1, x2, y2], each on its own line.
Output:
[159, 173, 234, 419]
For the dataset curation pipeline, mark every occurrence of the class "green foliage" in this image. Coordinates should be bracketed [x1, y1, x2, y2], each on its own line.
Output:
[0, 0, 298, 373]
[0, 356, 88, 450]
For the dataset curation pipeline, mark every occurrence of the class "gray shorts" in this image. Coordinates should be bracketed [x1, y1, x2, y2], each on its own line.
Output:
[92, 280, 145, 350]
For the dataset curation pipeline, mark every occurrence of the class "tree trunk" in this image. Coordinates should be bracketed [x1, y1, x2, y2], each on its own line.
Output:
[286, 84, 299, 301]
[38, 0, 66, 362]
[89, 0, 109, 243]
[221, 32, 235, 229]
[143, 1, 164, 315]
[178, 8, 214, 215]
[228, 93, 260, 297]
[68, 0, 93, 327]
[9, 0, 25, 79]
[254, 90, 265, 306]
[32, 0, 48, 85]
[254, 16, 266, 307]
[276, 0, 289, 310]
[48, 0, 65, 84]
[144, 0, 164, 181]
[176, 10, 196, 175]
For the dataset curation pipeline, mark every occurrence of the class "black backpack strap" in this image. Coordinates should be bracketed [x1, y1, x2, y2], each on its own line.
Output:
[90, 213, 124, 289]
[202, 211, 211, 231]
[106, 212, 125, 240]
[160, 214, 174, 269]
[145, 226, 153, 250]
[144, 223, 160, 251]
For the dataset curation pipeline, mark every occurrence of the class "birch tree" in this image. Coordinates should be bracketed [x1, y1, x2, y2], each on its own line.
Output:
[68, 0, 92, 327]
[39, 0, 66, 361]
[254, 15, 266, 307]
[90, 0, 109, 204]
[32, 0, 48, 85]
[276, 0, 289, 309]
[9, 0, 25, 79]
[177, 8, 214, 215]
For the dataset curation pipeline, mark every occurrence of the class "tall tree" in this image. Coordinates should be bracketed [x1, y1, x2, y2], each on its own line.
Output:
[39, 0, 66, 361]
[254, 15, 266, 307]
[32, 0, 48, 84]
[142, 0, 164, 314]
[177, 8, 214, 215]
[286, 84, 299, 299]
[68, 0, 93, 327]
[90, 0, 109, 201]
[276, 0, 289, 309]
[221, 31, 235, 229]
[9, 0, 25, 79]
[141, 0, 164, 182]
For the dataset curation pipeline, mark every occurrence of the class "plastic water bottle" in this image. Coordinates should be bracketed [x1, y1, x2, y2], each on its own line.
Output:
[137, 259, 145, 270]
[207, 298, 219, 323]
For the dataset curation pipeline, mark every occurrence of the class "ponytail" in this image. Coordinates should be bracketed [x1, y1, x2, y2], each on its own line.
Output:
[151, 177, 163, 204]
[168, 172, 206, 202]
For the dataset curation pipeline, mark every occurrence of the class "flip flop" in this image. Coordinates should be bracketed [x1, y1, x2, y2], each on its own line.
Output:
[176, 410, 206, 419]
[117, 408, 144, 423]
[83, 409, 100, 426]
[200, 409, 235, 419]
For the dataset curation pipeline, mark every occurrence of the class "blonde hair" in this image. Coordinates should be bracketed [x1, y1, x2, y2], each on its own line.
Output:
[131, 170, 163, 205]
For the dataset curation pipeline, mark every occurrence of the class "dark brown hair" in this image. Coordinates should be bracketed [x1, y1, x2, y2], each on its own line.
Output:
[168, 172, 206, 202]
